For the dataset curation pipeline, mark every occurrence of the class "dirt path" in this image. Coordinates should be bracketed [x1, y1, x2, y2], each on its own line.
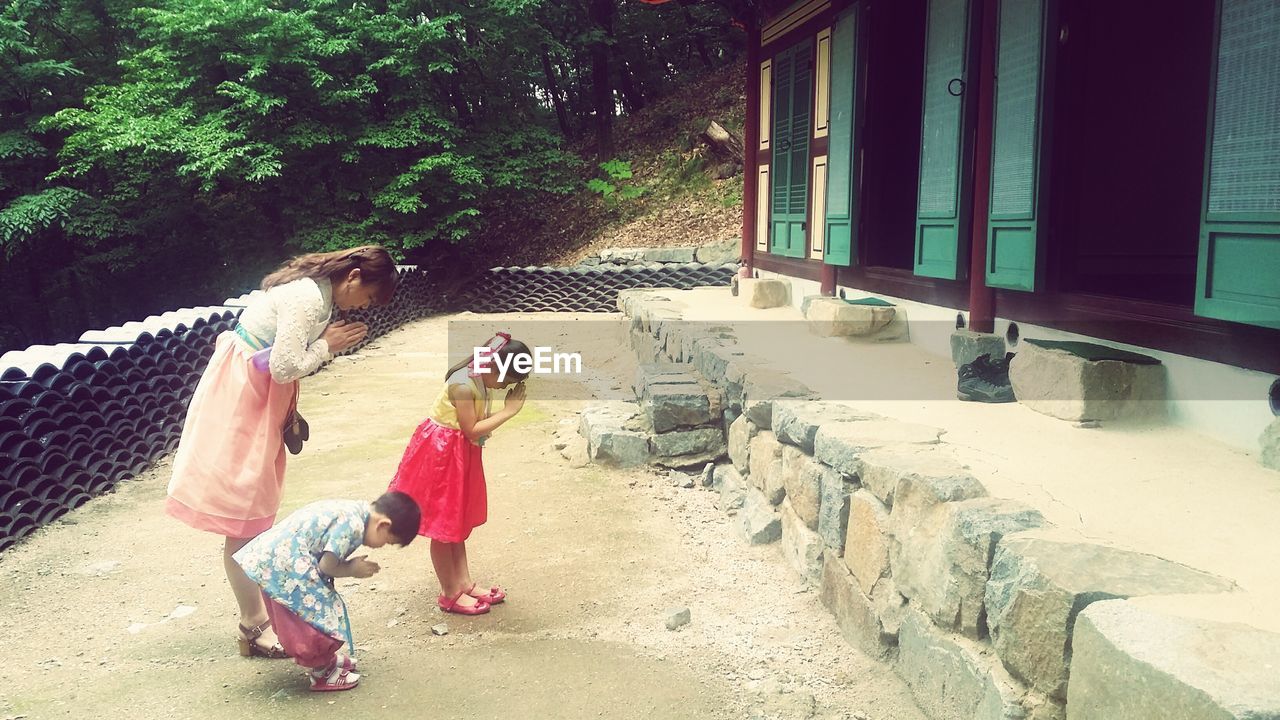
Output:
[0, 314, 925, 720]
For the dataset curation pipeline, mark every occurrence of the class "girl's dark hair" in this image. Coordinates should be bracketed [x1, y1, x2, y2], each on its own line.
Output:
[372, 491, 422, 545]
[445, 338, 533, 382]
[262, 245, 399, 306]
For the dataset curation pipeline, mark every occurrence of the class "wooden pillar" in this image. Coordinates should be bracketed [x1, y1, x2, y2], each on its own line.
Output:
[742, 16, 761, 277]
[967, 0, 998, 332]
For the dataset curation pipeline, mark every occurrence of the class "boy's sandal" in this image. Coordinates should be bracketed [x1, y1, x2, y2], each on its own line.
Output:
[466, 583, 507, 605]
[237, 619, 289, 659]
[438, 590, 491, 616]
[309, 662, 360, 692]
[336, 653, 358, 672]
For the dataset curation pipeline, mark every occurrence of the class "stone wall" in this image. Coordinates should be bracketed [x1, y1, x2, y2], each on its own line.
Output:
[614, 288, 1279, 720]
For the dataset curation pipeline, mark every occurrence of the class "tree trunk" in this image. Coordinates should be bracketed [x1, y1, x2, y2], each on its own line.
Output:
[679, 1, 714, 68]
[588, 0, 615, 158]
[540, 47, 572, 137]
[617, 59, 645, 114]
[701, 121, 745, 178]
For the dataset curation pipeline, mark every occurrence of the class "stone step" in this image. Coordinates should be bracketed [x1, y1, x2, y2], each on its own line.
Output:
[803, 296, 907, 341]
[1008, 339, 1167, 423]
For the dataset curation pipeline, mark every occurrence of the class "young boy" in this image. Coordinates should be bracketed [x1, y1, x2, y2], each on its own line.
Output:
[233, 491, 421, 691]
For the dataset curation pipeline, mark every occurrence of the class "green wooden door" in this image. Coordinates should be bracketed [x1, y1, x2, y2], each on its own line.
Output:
[824, 6, 864, 267]
[914, 0, 973, 279]
[771, 40, 812, 258]
[1195, 0, 1280, 329]
[986, 0, 1051, 291]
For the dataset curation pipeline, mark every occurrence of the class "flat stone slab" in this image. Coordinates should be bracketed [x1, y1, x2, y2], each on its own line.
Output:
[804, 296, 898, 337]
[740, 278, 790, 309]
[1009, 340, 1167, 422]
[952, 329, 1006, 369]
[897, 610, 1029, 720]
[859, 445, 982, 508]
[580, 401, 651, 467]
[600, 247, 647, 264]
[987, 533, 1237, 701]
[813, 420, 944, 477]
[643, 247, 697, 264]
[1068, 600, 1280, 720]
[642, 382, 713, 433]
[742, 370, 817, 429]
[737, 487, 781, 544]
[892, 498, 1045, 638]
[780, 498, 824, 585]
[651, 427, 726, 468]
[695, 240, 739, 265]
[773, 400, 878, 454]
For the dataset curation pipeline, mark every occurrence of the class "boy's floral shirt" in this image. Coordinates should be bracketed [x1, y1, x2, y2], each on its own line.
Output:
[234, 499, 368, 641]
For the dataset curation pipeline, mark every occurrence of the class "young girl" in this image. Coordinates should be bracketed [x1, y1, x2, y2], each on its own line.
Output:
[234, 491, 421, 692]
[167, 246, 399, 658]
[388, 333, 531, 615]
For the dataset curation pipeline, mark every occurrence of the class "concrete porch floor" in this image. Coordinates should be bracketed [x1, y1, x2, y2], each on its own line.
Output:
[644, 286, 1280, 634]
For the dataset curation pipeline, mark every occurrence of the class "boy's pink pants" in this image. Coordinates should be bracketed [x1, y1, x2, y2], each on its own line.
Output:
[261, 591, 344, 669]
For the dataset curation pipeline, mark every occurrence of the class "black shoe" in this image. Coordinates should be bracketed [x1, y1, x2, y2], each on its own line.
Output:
[957, 353, 1016, 403]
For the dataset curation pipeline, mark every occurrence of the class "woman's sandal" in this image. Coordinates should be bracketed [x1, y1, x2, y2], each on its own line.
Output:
[438, 590, 491, 616]
[237, 619, 289, 659]
[466, 583, 507, 605]
[309, 661, 360, 692]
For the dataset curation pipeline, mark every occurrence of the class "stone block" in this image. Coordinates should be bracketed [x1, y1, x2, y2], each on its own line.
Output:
[728, 414, 756, 473]
[816, 464, 857, 553]
[1008, 341, 1167, 422]
[844, 490, 891, 596]
[1067, 600, 1280, 720]
[740, 277, 790, 309]
[716, 465, 746, 513]
[742, 370, 817, 429]
[1260, 418, 1280, 471]
[780, 498, 824, 584]
[632, 363, 691, 397]
[651, 427, 726, 468]
[804, 296, 898, 337]
[691, 340, 744, 386]
[897, 610, 1029, 720]
[986, 533, 1237, 701]
[630, 328, 659, 365]
[780, 445, 822, 529]
[886, 458, 988, 534]
[952, 329, 1007, 369]
[600, 247, 646, 264]
[859, 445, 982, 509]
[891, 498, 1045, 638]
[737, 487, 781, 544]
[695, 240, 740, 265]
[642, 382, 712, 433]
[813, 420, 944, 477]
[773, 400, 878, 454]
[819, 555, 897, 659]
[748, 431, 785, 504]
[643, 247, 696, 264]
[580, 402, 651, 467]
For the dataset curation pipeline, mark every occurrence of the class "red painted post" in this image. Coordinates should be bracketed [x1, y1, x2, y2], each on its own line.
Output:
[742, 17, 760, 277]
[967, 0, 998, 332]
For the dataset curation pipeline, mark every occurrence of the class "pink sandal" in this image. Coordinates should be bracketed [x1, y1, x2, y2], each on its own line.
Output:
[309, 661, 360, 692]
[466, 583, 507, 605]
[438, 590, 491, 616]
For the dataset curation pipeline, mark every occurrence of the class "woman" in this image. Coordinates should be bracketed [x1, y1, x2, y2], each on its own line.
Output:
[166, 245, 399, 658]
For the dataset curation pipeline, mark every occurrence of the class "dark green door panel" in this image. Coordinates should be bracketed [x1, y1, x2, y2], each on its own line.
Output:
[914, 0, 972, 280]
[1195, 0, 1280, 328]
[985, 0, 1049, 292]
[825, 7, 863, 267]
[771, 40, 812, 259]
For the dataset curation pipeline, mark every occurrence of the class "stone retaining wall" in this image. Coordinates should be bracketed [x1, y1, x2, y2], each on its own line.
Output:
[614, 288, 1280, 720]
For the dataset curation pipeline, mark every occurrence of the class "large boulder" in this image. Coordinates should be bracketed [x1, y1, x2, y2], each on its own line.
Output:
[987, 533, 1237, 701]
[748, 431, 786, 504]
[891, 498, 1045, 638]
[772, 400, 876, 454]
[813, 420, 944, 477]
[1068, 600, 1280, 720]
[739, 277, 790, 309]
[779, 445, 822, 529]
[803, 296, 898, 338]
[1008, 340, 1167, 422]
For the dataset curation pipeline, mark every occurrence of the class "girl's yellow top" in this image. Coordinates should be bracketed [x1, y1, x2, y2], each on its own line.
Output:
[429, 367, 490, 430]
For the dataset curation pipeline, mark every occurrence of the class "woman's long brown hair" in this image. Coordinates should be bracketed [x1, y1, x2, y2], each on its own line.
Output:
[261, 245, 399, 305]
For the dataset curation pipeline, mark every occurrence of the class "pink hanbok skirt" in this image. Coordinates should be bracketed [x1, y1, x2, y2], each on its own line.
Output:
[262, 592, 343, 669]
[166, 332, 297, 538]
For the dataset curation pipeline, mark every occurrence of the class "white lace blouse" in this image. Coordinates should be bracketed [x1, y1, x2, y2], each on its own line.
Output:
[236, 277, 334, 384]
